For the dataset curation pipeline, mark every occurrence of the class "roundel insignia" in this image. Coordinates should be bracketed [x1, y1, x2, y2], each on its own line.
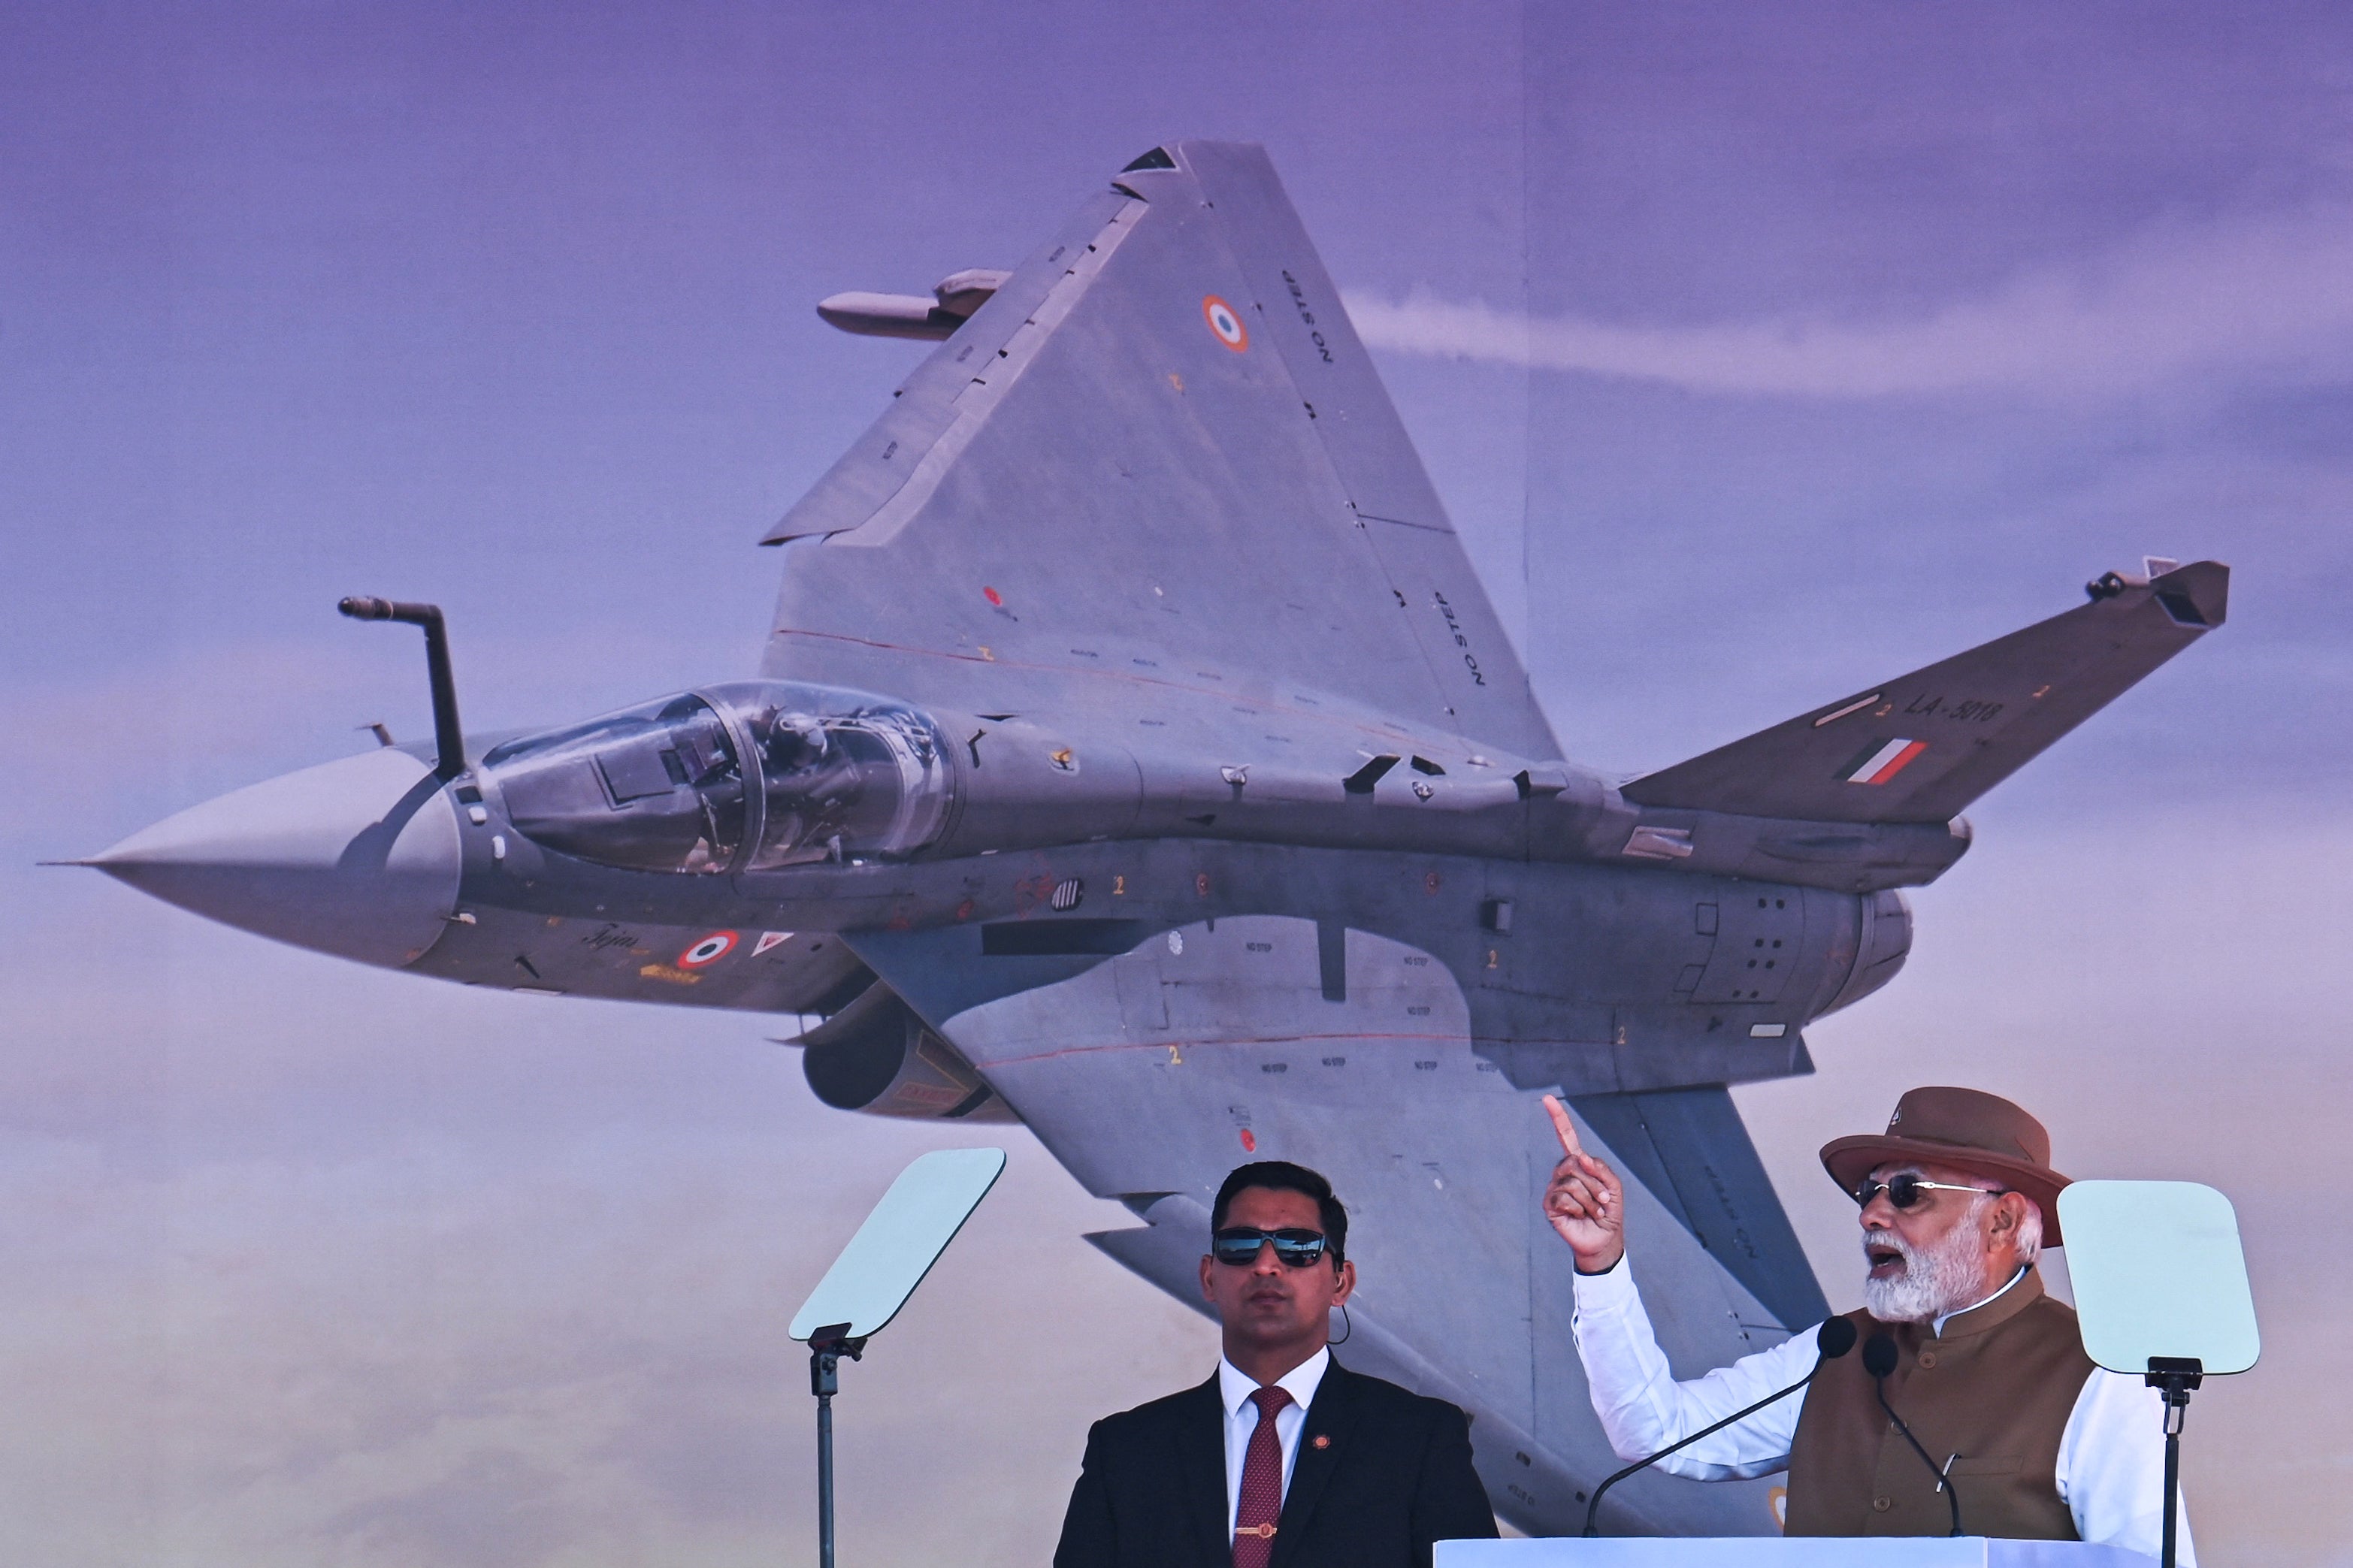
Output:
[1202, 295, 1248, 352]
[679, 930, 739, 968]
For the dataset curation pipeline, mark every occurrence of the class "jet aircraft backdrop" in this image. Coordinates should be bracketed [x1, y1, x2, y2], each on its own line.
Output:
[4, 4, 2348, 1565]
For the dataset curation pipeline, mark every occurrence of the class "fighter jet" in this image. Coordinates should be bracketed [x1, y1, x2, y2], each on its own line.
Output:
[83, 142, 2226, 1537]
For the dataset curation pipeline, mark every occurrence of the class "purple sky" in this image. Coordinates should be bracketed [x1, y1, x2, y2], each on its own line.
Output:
[5, 4, 2348, 1563]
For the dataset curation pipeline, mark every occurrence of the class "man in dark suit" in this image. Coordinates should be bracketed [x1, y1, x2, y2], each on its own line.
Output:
[1054, 1160, 1497, 1568]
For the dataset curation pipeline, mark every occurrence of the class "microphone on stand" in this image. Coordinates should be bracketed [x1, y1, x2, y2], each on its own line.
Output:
[1864, 1332, 1964, 1537]
[1582, 1316, 1859, 1537]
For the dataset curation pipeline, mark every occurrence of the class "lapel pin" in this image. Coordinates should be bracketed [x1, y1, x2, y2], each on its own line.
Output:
[1312, 1434, 1331, 1449]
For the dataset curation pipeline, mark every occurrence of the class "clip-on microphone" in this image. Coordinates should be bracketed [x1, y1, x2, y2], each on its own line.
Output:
[1582, 1316, 1859, 1536]
[1864, 1331, 1964, 1537]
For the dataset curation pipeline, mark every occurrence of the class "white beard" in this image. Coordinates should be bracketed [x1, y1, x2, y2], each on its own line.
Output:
[1861, 1207, 1993, 1323]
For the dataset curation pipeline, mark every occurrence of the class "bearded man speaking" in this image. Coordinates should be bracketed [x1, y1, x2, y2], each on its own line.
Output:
[1544, 1086, 2191, 1557]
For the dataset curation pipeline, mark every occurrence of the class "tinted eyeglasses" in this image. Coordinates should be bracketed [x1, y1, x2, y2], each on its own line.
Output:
[1211, 1227, 1331, 1268]
[1851, 1174, 2007, 1210]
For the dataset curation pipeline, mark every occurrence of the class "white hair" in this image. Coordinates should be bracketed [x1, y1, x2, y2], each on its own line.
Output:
[1862, 1196, 1992, 1322]
[2012, 1197, 2044, 1265]
[1861, 1186, 2043, 1322]
[1863, 1189, 2052, 1325]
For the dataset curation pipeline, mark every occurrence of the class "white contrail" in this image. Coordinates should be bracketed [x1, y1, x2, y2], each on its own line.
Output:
[1344, 205, 2353, 399]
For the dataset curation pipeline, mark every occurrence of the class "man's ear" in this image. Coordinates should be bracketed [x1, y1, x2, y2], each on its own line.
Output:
[1986, 1192, 2028, 1247]
[1332, 1258, 1356, 1305]
[1199, 1254, 1217, 1301]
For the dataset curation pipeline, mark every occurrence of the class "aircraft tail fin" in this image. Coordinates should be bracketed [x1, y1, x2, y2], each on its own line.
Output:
[1622, 560, 2228, 824]
[756, 141, 1558, 760]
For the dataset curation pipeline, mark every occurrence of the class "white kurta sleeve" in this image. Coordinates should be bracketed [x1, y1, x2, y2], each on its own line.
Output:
[2056, 1368, 2196, 1564]
[1568, 1257, 1823, 1481]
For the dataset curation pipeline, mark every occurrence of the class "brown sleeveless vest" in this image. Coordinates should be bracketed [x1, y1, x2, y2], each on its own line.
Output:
[1786, 1269, 2092, 1539]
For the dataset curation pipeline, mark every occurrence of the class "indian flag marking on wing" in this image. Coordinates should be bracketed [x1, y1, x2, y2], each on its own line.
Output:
[1840, 738, 1928, 785]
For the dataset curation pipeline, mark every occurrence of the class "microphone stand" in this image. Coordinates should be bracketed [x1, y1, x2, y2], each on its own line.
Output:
[1583, 1319, 1857, 1537]
[1865, 1333, 1963, 1537]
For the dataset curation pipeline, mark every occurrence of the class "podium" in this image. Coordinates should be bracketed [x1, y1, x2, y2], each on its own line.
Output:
[1438, 1542, 2152, 1566]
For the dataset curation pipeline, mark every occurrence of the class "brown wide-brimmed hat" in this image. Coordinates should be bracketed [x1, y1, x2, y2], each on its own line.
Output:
[1819, 1086, 2073, 1246]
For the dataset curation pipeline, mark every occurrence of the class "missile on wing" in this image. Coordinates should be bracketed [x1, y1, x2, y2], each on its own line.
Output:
[816, 267, 1009, 340]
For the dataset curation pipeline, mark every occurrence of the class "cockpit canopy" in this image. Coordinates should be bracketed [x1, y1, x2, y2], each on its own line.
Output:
[481, 681, 951, 875]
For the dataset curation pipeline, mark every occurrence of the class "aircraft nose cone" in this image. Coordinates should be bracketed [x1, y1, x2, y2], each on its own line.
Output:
[92, 748, 461, 968]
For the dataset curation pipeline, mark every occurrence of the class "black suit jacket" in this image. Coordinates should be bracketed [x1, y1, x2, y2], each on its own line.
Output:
[1052, 1358, 1498, 1568]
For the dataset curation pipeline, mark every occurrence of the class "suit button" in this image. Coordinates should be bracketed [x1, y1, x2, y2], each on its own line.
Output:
[1873, 1496, 1893, 1513]
[1919, 1351, 1938, 1369]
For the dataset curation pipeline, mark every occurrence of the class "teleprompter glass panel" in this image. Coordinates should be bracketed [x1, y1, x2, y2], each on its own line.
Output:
[791, 1147, 1006, 1341]
[2058, 1180, 2259, 1376]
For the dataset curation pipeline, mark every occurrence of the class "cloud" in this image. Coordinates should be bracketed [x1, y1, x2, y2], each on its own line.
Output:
[1347, 206, 2353, 399]
[320, 1450, 569, 1568]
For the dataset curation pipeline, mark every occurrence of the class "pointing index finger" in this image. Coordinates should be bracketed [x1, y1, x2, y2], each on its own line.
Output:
[1542, 1094, 1583, 1159]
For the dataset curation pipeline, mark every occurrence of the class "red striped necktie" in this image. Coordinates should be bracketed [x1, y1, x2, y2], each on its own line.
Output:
[1233, 1385, 1293, 1568]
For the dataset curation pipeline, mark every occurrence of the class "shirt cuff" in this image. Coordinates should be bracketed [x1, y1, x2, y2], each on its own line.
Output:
[1569, 1253, 1640, 1311]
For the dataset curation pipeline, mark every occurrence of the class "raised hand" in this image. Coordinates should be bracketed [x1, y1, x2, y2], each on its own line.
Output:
[1541, 1094, 1626, 1273]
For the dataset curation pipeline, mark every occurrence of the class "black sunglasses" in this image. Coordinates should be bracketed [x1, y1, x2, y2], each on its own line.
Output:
[1211, 1227, 1330, 1268]
[1851, 1173, 2007, 1210]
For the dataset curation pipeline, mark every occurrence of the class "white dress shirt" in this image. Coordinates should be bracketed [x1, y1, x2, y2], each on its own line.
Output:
[1218, 1347, 1330, 1529]
[1569, 1258, 2194, 1562]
